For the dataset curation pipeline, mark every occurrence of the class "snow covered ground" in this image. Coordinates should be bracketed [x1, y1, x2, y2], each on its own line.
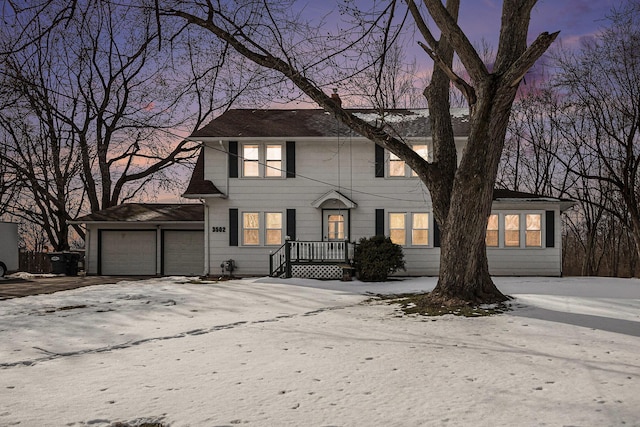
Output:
[0, 275, 639, 426]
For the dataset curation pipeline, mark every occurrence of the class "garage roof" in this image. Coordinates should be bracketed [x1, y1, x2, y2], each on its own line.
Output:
[74, 204, 204, 223]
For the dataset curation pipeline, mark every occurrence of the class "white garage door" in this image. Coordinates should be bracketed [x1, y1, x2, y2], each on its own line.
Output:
[101, 230, 156, 275]
[163, 230, 204, 276]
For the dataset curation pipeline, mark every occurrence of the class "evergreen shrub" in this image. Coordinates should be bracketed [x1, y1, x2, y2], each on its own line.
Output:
[354, 235, 405, 281]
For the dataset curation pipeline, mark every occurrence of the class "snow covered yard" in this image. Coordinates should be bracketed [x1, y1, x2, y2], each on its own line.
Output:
[0, 276, 639, 426]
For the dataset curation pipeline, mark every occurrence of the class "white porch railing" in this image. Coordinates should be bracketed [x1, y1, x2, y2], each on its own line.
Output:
[270, 240, 355, 278]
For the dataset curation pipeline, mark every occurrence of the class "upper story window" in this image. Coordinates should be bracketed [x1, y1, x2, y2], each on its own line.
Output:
[242, 143, 283, 178]
[388, 144, 429, 177]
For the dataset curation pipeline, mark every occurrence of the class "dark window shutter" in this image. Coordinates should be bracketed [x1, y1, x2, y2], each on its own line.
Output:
[229, 208, 238, 246]
[286, 141, 296, 178]
[228, 141, 238, 178]
[375, 145, 385, 177]
[433, 219, 441, 248]
[286, 209, 296, 241]
[375, 209, 385, 236]
[545, 210, 555, 248]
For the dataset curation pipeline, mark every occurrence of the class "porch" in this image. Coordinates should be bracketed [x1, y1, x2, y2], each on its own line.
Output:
[269, 240, 356, 280]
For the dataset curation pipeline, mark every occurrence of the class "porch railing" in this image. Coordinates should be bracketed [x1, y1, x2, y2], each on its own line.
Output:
[270, 240, 355, 278]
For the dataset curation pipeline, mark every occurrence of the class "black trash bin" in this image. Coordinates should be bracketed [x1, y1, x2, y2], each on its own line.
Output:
[48, 252, 81, 276]
[48, 253, 67, 274]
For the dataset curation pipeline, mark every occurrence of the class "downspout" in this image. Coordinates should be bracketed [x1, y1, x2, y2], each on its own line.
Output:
[202, 198, 210, 277]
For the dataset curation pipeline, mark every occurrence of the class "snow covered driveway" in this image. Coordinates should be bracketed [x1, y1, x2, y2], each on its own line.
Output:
[0, 276, 639, 426]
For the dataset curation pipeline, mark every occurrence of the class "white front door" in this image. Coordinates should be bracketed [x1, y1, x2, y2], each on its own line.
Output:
[324, 210, 348, 241]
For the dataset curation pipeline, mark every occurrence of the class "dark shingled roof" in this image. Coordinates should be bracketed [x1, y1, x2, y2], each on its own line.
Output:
[75, 203, 204, 222]
[190, 108, 470, 139]
[182, 149, 224, 197]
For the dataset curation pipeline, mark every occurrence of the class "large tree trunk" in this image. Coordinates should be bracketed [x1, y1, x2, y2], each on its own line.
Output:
[430, 83, 515, 304]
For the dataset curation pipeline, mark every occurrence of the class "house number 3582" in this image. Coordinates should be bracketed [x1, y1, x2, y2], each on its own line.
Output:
[211, 226, 226, 232]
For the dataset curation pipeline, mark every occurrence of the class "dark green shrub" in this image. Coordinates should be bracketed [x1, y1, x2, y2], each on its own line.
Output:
[354, 235, 405, 281]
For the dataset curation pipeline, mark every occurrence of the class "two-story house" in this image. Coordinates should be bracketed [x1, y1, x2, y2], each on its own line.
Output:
[75, 107, 573, 278]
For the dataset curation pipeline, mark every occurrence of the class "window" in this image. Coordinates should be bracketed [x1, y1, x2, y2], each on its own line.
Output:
[411, 145, 429, 177]
[505, 214, 520, 247]
[265, 145, 282, 177]
[265, 212, 283, 245]
[486, 214, 499, 247]
[327, 214, 345, 240]
[243, 212, 260, 245]
[388, 144, 429, 177]
[243, 145, 260, 177]
[389, 213, 406, 245]
[412, 213, 429, 245]
[526, 214, 541, 247]
[389, 152, 405, 177]
[242, 144, 283, 178]
[242, 212, 283, 246]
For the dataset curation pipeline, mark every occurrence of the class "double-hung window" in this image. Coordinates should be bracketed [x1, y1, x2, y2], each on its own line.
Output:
[243, 212, 260, 245]
[389, 213, 406, 245]
[265, 212, 283, 245]
[242, 212, 283, 246]
[505, 214, 520, 247]
[242, 144, 283, 178]
[411, 213, 429, 245]
[486, 214, 499, 247]
[525, 214, 542, 247]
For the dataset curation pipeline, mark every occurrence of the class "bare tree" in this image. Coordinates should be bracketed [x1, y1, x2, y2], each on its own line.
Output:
[552, 0, 640, 269]
[0, 0, 267, 249]
[155, 0, 557, 305]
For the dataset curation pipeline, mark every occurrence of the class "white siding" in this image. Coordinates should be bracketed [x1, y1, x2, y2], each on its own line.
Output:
[201, 138, 565, 277]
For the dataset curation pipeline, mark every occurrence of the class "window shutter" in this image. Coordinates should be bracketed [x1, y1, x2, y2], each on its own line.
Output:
[286, 209, 296, 241]
[433, 219, 441, 248]
[228, 141, 238, 178]
[375, 209, 385, 236]
[545, 210, 555, 248]
[286, 141, 296, 178]
[229, 208, 238, 246]
[375, 145, 384, 177]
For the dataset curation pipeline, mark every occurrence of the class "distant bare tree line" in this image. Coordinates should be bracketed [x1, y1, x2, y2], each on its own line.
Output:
[499, 0, 640, 277]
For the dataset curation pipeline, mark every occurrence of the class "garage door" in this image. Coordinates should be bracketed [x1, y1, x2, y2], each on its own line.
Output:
[100, 230, 156, 275]
[163, 230, 204, 276]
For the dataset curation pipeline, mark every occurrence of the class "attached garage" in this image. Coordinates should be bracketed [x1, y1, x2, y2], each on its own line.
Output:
[100, 230, 157, 275]
[73, 204, 205, 276]
[162, 230, 204, 276]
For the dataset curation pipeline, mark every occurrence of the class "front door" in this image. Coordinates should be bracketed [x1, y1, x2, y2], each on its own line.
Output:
[324, 210, 349, 241]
